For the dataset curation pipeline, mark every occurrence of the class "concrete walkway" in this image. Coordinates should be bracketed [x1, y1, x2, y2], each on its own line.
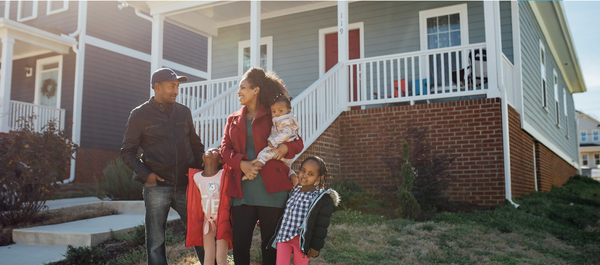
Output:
[0, 197, 180, 265]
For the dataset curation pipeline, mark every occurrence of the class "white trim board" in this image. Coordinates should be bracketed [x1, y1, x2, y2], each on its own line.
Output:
[85, 35, 208, 80]
[523, 120, 580, 168]
[318, 22, 364, 76]
[419, 3, 470, 51]
[237, 36, 273, 76]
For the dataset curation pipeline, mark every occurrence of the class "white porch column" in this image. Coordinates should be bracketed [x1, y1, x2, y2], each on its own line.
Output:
[484, 1, 501, 98]
[338, 1, 349, 109]
[4, 0, 10, 19]
[250, 1, 261, 69]
[0, 36, 15, 133]
[150, 14, 165, 95]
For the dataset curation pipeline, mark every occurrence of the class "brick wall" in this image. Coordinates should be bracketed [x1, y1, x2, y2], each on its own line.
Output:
[292, 118, 342, 178]
[535, 142, 577, 191]
[74, 147, 120, 182]
[333, 98, 506, 206]
[508, 106, 537, 198]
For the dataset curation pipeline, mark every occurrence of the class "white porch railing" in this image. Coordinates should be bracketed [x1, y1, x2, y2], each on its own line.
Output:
[9, 100, 65, 132]
[501, 54, 515, 107]
[347, 43, 488, 106]
[190, 81, 242, 148]
[177, 76, 240, 111]
[185, 44, 496, 156]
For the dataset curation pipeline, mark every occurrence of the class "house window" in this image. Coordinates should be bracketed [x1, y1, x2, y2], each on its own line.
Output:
[593, 130, 599, 142]
[554, 71, 559, 126]
[18, 0, 38, 22]
[595, 154, 600, 165]
[581, 131, 588, 143]
[47, 0, 69, 15]
[582, 154, 588, 166]
[540, 41, 547, 109]
[238, 36, 273, 76]
[34, 55, 63, 109]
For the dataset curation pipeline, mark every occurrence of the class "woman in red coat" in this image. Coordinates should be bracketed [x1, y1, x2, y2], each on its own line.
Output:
[221, 68, 303, 265]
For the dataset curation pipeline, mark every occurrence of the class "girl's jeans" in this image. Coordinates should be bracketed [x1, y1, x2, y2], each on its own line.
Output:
[144, 184, 204, 265]
[276, 235, 310, 265]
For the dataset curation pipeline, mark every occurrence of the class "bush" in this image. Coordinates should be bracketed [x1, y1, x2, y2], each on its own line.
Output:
[396, 142, 420, 219]
[379, 121, 455, 212]
[112, 224, 145, 246]
[0, 117, 77, 226]
[96, 158, 143, 200]
[63, 245, 103, 265]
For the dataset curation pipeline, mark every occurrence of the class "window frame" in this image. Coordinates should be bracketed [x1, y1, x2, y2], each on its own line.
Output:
[581, 131, 588, 143]
[582, 154, 588, 166]
[553, 70, 560, 126]
[46, 0, 69, 15]
[34, 55, 63, 108]
[238, 36, 273, 76]
[593, 130, 599, 142]
[419, 3, 469, 51]
[17, 0, 39, 22]
[540, 40, 547, 110]
[595, 154, 600, 166]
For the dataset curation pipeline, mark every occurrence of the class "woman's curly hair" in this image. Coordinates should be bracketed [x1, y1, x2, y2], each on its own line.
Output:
[242, 67, 290, 107]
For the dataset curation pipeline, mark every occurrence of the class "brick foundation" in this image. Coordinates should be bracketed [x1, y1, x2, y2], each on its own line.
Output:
[74, 147, 121, 183]
[508, 107, 537, 198]
[292, 118, 342, 178]
[535, 142, 577, 192]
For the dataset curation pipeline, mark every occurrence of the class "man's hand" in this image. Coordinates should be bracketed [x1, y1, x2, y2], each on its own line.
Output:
[145, 172, 165, 186]
[308, 248, 319, 257]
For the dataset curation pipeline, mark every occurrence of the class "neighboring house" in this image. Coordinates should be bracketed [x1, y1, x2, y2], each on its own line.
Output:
[0, 1, 208, 182]
[577, 111, 600, 181]
[2, 1, 586, 207]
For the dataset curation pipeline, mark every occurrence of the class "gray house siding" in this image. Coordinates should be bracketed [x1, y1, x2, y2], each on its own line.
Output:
[500, 1, 513, 64]
[519, 2, 578, 161]
[212, 1, 485, 98]
[163, 23, 208, 72]
[8, 1, 78, 34]
[81, 45, 150, 150]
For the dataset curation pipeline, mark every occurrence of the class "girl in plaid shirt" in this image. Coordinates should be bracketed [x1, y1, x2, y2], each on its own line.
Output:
[270, 156, 340, 265]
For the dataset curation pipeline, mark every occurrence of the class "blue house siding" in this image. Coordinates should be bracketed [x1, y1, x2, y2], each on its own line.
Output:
[8, 1, 79, 34]
[164, 23, 209, 72]
[80, 45, 150, 150]
[519, 2, 578, 161]
[500, 1, 513, 64]
[213, 1, 485, 98]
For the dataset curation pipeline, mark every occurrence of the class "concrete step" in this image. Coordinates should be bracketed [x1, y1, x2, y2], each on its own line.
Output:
[0, 244, 67, 265]
[13, 213, 180, 247]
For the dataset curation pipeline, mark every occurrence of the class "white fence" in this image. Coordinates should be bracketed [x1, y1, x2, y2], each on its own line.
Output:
[9, 100, 65, 132]
[347, 43, 488, 106]
[177, 77, 240, 112]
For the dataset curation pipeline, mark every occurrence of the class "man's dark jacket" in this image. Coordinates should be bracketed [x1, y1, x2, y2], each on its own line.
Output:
[121, 98, 204, 186]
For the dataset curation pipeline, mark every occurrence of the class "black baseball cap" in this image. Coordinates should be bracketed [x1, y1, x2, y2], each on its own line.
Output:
[150, 68, 188, 88]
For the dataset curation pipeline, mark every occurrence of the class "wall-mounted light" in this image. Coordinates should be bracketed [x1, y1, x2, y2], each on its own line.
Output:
[25, 65, 32, 77]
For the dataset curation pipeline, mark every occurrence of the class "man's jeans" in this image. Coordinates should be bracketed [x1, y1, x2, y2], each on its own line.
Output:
[144, 184, 204, 265]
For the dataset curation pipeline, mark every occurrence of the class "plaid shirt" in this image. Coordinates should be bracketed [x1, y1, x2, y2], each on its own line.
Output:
[276, 186, 318, 243]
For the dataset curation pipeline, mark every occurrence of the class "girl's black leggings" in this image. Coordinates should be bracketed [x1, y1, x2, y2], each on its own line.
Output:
[232, 205, 285, 265]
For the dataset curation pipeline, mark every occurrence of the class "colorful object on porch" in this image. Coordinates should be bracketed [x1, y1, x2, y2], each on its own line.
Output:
[41, 78, 57, 98]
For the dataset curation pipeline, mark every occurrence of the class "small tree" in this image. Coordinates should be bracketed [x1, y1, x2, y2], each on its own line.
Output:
[396, 142, 421, 219]
[96, 158, 143, 200]
[0, 116, 77, 226]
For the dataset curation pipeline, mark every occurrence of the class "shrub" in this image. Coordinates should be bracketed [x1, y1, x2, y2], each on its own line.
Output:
[379, 121, 455, 211]
[63, 245, 103, 265]
[111, 224, 145, 246]
[395, 142, 420, 219]
[0, 117, 77, 226]
[330, 180, 362, 208]
[96, 158, 143, 200]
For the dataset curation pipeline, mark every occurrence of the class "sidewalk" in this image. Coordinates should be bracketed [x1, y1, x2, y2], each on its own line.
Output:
[0, 197, 180, 265]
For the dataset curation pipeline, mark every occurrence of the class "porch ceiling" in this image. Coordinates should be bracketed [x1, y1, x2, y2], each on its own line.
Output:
[127, 1, 336, 37]
[0, 18, 76, 61]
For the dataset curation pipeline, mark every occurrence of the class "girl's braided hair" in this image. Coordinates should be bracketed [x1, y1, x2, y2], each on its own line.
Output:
[301, 156, 330, 190]
[242, 68, 290, 108]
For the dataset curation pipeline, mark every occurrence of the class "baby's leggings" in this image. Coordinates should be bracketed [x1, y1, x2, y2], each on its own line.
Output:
[276, 235, 309, 265]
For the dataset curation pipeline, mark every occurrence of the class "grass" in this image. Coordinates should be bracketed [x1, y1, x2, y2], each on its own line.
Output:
[52, 176, 600, 264]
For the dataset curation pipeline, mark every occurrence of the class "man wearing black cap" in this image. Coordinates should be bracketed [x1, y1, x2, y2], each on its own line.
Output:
[121, 68, 205, 264]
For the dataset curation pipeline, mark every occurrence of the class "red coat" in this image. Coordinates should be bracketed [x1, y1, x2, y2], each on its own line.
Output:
[186, 166, 233, 248]
[221, 105, 304, 198]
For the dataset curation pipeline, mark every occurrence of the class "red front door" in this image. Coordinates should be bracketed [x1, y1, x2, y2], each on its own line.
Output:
[325, 29, 361, 108]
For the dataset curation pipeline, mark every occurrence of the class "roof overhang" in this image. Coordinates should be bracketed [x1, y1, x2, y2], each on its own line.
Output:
[529, 1, 586, 94]
[0, 18, 77, 61]
[125, 1, 338, 37]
